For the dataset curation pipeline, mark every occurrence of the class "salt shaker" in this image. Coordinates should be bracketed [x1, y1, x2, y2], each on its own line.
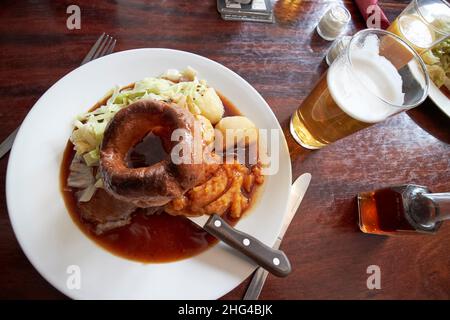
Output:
[316, 5, 351, 41]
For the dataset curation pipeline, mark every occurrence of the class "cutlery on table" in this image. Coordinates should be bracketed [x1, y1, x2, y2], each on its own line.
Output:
[0, 33, 116, 159]
[188, 214, 292, 278]
[243, 172, 312, 299]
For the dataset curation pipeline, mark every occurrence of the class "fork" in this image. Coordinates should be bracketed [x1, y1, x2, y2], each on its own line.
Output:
[0, 33, 116, 159]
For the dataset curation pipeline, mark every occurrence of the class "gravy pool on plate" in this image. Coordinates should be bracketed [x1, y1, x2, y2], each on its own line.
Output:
[60, 71, 265, 263]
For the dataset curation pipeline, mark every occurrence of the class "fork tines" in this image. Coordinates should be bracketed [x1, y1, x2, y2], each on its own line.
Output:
[81, 33, 117, 65]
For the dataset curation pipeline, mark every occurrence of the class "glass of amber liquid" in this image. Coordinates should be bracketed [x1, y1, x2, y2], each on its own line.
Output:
[387, 0, 450, 55]
[290, 29, 429, 149]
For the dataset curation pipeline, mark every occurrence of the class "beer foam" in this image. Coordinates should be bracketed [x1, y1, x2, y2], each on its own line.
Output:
[328, 35, 405, 123]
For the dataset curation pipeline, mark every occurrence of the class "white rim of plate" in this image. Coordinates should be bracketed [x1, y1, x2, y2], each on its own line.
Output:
[5, 48, 292, 299]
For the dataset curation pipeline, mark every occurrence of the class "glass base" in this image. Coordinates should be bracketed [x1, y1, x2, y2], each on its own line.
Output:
[316, 25, 338, 41]
[289, 113, 324, 150]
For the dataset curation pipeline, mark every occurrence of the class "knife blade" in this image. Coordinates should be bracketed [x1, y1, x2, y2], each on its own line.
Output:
[243, 172, 312, 300]
[188, 214, 292, 277]
[280, 172, 312, 244]
[0, 128, 18, 159]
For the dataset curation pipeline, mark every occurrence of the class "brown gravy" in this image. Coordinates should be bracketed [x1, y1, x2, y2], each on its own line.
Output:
[60, 92, 258, 263]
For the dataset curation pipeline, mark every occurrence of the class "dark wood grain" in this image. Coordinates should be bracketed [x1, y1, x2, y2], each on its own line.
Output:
[1, 0, 449, 300]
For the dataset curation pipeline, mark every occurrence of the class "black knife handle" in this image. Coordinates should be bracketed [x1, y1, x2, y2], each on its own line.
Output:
[203, 214, 291, 277]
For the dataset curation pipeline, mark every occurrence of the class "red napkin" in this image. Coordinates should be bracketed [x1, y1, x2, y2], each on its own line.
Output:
[355, 0, 390, 29]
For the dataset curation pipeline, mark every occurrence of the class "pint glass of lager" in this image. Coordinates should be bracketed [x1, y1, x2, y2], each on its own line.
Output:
[290, 29, 429, 149]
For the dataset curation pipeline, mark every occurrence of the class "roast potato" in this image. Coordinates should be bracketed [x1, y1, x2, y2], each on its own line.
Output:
[196, 87, 224, 124]
[215, 116, 258, 149]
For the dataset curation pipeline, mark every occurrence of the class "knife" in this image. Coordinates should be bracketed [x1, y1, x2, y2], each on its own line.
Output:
[0, 127, 18, 159]
[188, 214, 292, 277]
[243, 172, 312, 300]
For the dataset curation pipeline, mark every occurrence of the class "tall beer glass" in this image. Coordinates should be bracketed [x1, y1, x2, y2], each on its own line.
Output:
[388, 0, 450, 54]
[290, 29, 429, 149]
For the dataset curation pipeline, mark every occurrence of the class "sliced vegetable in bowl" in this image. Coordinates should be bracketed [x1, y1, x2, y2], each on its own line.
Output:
[422, 39, 450, 92]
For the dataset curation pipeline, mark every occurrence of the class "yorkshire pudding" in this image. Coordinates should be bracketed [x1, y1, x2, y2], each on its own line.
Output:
[100, 99, 214, 207]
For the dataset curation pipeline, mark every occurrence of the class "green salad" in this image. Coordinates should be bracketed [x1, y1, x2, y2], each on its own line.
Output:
[422, 38, 450, 90]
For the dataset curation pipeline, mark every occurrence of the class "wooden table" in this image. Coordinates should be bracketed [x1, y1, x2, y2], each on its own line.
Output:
[1, 0, 449, 300]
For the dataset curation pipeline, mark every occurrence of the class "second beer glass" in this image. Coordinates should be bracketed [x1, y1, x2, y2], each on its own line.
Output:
[388, 0, 450, 54]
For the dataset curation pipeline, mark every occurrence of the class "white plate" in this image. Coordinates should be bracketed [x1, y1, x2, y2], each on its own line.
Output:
[429, 81, 450, 117]
[6, 49, 292, 299]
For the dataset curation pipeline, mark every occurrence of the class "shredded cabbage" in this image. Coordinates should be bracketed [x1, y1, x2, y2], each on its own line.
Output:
[427, 64, 447, 87]
[69, 67, 224, 168]
[67, 155, 97, 202]
[68, 67, 225, 202]
[423, 39, 450, 90]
